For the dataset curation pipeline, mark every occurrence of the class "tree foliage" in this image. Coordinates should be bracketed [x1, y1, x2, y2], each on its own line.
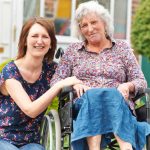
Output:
[0, 59, 12, 72]
[131, 0, 150, 60]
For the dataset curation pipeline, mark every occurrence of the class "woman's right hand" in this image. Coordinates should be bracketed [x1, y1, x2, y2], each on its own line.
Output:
[59, 76, 82, 88]
[73, 84, 91, 98]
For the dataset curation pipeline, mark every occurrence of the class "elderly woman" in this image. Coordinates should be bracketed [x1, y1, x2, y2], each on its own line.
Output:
[51, 1, 150, 150]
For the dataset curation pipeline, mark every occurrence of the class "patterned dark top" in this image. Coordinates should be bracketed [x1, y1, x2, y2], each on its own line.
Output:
[51, 40, 147, 108]
[0, 61, 57, 147]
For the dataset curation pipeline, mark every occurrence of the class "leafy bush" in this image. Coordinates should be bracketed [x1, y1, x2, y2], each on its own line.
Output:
[131, 0, 150, 60]
[45, 97, 59, 113]
[0, 59, 12, 72]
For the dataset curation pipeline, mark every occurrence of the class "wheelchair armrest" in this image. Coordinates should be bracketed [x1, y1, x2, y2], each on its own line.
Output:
[145, 88, 150, 94]
[61, 86, 73, 94]
[58, 86, 77, 103]
[59, 87, 150, 102]
[60, 86, 78, 97]
[132, 92, 145, 102]
[58, 86, 73, 99]
[131, 88, 150, 101]
[131, 88, 150, 122]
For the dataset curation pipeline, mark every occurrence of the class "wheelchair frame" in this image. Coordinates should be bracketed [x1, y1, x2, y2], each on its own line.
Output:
[40, 88, 150, 150]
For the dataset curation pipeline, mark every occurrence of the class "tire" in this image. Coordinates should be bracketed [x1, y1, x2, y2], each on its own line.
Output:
[40, 109, 61, 150]
[145, 135, 150, 150]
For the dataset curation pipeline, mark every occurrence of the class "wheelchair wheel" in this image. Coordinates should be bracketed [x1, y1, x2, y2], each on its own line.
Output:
[145, 135, 150, 150]
[40, 109, 61, 150]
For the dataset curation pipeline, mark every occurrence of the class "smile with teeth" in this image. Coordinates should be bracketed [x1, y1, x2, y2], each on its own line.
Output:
[34, 46, 44, 49]
[89, 33, 96, 36]
[89, 34, 96, 38]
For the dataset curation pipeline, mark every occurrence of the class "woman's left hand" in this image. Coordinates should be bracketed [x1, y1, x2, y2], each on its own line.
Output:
[73, 84, 91, 98]
[117, 83, 130, 100]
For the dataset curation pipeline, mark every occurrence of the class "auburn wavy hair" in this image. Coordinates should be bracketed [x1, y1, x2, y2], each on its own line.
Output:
[17, 17, 57, 63]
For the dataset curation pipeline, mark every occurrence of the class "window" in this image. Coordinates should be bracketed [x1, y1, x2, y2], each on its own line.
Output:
[23, 0, 40, 23]
[76, 0, 129, 40]
[113, 0, 128, 39]
[23, 0, 129, 39]
[98, 0, 110, 10]
[44, 0, 71, 36]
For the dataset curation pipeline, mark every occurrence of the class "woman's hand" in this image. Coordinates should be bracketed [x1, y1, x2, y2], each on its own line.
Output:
[117, 83, 130, 100]
[73, 84, 91, 98]
[117, 82, 135, 100]
[59, 76, 82, 89]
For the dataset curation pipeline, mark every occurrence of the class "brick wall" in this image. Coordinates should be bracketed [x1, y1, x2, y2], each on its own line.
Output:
[132, 0, 140, 17]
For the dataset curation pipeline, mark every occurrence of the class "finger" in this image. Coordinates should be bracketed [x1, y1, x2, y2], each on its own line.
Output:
[79, 87, 83, 97]
[73, 86, 79, 97]
[123, 93, 129, 100]
[76, 89, 80, 98]
[83, 86, 89, 92]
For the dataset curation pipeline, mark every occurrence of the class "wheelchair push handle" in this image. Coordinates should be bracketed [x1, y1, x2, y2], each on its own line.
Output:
[145, 88, 150, 94]
[55, 47, 64, 59]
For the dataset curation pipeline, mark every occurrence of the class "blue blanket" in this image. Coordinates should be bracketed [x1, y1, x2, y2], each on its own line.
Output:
[71, 88, 150, 150]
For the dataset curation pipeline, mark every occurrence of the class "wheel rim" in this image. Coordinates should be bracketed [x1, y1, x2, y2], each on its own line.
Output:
[40, 110, 61, 150]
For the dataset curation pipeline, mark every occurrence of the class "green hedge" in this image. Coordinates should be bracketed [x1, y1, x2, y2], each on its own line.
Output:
[0, 59, 12, 72]
[131, 0, 150, 60]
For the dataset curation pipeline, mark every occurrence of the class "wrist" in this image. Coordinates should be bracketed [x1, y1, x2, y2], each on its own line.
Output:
[54, 81, 63, 91]
[126, 82, 135, 92]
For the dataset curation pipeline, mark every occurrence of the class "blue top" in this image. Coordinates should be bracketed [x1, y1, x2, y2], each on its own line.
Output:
[0, 61, 57, 147]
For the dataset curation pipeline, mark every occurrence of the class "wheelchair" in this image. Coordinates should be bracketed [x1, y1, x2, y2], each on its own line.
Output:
[40, 87, 150, 150]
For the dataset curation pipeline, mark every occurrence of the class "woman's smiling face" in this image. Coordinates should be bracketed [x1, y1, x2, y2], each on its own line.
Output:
[26, 23, 51, 58]
[79, 13, 106, 45]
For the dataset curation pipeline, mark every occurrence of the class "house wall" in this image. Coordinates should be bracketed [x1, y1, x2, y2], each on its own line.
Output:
[0, 0, 141, 63]
[132, 0, 140, 17]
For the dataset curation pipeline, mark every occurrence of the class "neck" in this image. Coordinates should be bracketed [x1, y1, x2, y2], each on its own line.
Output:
[87, 38, 112, 53]
[15, 55, 43, 72]
[14, 56, 43, 83]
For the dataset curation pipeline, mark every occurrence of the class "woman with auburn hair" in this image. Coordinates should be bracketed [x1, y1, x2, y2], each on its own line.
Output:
[0, 17, 81, 150]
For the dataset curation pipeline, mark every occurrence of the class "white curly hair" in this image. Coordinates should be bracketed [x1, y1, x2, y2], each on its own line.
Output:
[73, 0, 114, 41]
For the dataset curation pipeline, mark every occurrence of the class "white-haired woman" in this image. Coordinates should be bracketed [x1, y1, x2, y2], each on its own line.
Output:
[51, 1, 150, 150]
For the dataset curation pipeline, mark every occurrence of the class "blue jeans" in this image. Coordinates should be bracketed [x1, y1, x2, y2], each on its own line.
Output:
[0, 139, 45, 150]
